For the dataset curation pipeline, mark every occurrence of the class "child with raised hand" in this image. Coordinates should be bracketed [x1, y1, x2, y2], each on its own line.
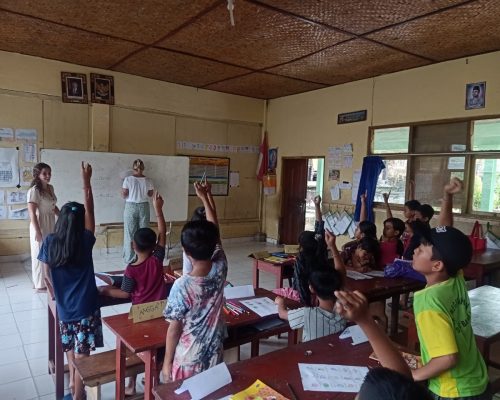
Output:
[334, 289, 433, 400]
[98, 190, 167, 395]
[38, 162, 103, 400]
[275, 268, 346, 342]
[162, 181, 227, 382]
[411, 177, 491, 400]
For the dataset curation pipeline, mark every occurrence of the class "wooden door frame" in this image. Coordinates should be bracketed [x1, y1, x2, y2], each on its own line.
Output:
[279, 156, 325, 243]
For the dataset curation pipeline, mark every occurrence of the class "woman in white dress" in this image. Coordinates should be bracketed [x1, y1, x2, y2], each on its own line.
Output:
[122, 159, 154, 264]
[27, 163, 58, 292]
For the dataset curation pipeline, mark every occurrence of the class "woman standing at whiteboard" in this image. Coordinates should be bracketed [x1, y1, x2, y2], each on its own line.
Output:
[122, 159, 154, 263]
[27, 162, 59, 292]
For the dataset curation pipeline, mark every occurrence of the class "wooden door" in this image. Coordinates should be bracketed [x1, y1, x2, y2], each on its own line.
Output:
[280, 158, 308, 244]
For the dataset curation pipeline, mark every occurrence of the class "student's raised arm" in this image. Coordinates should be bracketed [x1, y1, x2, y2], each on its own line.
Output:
[81, 162, 95, 234]
[383, 191, 393, 219]
[314, 195, 322, 222]
[152, 191, 167, 248]
[439, 177, 463, 227]
[359, 190, 368, 223]
[194, 181, 218, 227]
[335, 290, 412, 378]
[325, 230, 346, 284]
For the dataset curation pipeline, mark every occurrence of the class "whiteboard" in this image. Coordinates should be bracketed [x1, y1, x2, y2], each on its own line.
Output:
[41, 149, 189, 224]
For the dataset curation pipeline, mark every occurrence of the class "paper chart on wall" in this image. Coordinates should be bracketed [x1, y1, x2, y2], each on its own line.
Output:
[8, 206, 28, 220]
[0, 128, 14, 140]
[0, 189, 4, 204]
[0, 206, 6, 219]
[20, 167, 32, 185]
[240, 297, 278, 317]
[15, 129, 37, 141]
[298, 363, 368, 392]
[351, 169, 361, 204]
[7, 190, 27, 205]
[0, 148, 19, 188]
[23, 143, 37, 163]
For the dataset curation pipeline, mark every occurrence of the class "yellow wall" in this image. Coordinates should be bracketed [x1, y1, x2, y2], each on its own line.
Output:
[0, 50, 265, 254]
[265, 50, 500, 242]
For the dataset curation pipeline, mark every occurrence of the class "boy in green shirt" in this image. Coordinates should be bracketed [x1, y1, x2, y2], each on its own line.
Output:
[411, 178, 490, 400]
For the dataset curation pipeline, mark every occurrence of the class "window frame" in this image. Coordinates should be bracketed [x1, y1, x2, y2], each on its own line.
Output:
[369, 116, 500, 219]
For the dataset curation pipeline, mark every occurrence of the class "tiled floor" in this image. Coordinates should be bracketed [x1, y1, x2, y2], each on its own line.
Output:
[1, 240, 499, 399]
[0, 239, 283, 400]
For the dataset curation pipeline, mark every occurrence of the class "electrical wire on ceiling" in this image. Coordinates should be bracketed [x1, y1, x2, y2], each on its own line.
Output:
[227, 0, 235, 26]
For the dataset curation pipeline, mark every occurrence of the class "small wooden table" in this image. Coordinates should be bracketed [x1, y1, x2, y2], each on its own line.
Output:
[469, 285, 500, 369]
[252, 257, 295, 289]
[153, 333, 377, 400]
[103, 288, 300, 400]
[346, 276, 425, 338]
[464, 249, 500, 286]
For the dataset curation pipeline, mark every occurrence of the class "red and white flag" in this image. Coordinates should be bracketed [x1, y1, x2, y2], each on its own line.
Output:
[256, 131, 268, 181]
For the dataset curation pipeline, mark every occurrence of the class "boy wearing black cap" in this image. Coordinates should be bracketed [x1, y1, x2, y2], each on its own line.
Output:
[411, 178, 490, 400]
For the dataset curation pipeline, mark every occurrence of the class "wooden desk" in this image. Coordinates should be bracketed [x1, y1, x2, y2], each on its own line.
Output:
[464, 249, 500, 286]
[252, 257, 295, 289]
[103, 288, 300, 400]
[346, 276, 425, 338]
[153, 333, 377, 400]
[469, 285, 500, 369]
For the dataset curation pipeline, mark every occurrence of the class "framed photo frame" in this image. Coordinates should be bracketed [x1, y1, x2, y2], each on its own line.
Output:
[61, 72, 88, 104]
[187, 156, 230, 196]
[465, 82, 486, 110]
[90, 73, 115, 105]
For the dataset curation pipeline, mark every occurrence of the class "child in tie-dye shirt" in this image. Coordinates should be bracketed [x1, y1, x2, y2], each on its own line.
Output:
[162, 180, 227, 381]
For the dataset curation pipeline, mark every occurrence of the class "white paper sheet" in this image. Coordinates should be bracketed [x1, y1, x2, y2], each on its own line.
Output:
[224, 285, 255, 300]
[0, 206, 6, 219]
[335, 212, 352, 235]
[330, 185, 340, 201]
[95, 276, 109, 287]
[229, 171, 239, 187]
[323, 212, 341, 236]
[174, 362, 232, 400]
[298, 363, 368, 392]
[339, 325, 369, 345]
[351, 170, 361, 204]
[0, 189, 4, 204]
[348, 221, 356, 239]
[365, 270, 385, 277]
[0, 148, 19, 188]
[15, 128, 38, 141]
[240, 297, 278, 317]
[346, 270, 373, 280]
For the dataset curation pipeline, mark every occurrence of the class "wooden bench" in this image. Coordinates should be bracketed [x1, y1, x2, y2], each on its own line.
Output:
[72, 350, 145, 400]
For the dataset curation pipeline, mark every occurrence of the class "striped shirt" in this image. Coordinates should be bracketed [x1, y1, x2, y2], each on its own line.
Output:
[288, 307, 346, 342]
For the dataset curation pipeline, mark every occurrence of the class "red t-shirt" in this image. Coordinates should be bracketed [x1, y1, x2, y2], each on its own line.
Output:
[121, 246, 166, 305]
[379, 239, 404, 269]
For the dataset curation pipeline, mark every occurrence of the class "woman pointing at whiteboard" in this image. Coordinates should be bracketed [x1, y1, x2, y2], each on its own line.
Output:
[121, 159, 154, 264]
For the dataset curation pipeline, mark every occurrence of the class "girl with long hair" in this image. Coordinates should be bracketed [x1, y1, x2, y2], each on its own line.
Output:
[27, 162, 59, 291]
[38, 162, 103, 400]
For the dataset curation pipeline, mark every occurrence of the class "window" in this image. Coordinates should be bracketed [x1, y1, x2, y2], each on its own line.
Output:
[370, 118, 500, 216]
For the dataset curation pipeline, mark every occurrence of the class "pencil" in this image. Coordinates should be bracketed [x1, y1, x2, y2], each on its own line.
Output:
[200, 171, 206, 183]
[286, 382, 299, 400]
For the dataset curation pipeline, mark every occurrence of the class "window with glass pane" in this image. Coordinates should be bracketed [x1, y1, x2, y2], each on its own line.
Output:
[413, 156, 465, 212]
[413, 122, 468, 153]
[374, 159, 407, 204]
[473, 158, 500, 213]
[472, 119, 500, 151]
[373, 127, 409, 154]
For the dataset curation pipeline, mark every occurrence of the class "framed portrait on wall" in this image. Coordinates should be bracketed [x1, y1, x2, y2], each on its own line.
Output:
[465, 82, 486, 110]
[61, 72, 88, 104]
[90, 73, 115, 105]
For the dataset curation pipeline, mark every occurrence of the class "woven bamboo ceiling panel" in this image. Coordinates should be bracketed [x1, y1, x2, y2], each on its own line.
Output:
[0, 0, 498, 99]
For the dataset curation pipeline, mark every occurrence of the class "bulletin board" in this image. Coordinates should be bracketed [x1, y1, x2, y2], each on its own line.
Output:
[187, 156, 230, 196]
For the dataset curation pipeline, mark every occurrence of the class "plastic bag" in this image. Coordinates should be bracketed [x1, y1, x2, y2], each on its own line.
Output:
[384, 259, 426, 283]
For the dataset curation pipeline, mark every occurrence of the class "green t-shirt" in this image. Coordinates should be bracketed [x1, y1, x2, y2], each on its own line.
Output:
[413, 272, 488, 398]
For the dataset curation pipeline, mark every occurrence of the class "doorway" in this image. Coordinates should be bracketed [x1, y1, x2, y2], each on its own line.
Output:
[279, 157, 324, 244]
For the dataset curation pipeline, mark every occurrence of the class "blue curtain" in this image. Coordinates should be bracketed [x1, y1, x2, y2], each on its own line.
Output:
[354, 156, 386, 222]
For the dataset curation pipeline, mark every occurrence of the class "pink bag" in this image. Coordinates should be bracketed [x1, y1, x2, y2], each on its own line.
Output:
[469, 221, 486, 251]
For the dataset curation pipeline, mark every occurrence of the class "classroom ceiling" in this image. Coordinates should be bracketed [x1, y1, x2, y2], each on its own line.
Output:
[1, 0, 499, 99]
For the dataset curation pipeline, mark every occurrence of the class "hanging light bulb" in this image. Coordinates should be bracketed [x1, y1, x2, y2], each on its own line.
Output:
[227, 0, 235, 26]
